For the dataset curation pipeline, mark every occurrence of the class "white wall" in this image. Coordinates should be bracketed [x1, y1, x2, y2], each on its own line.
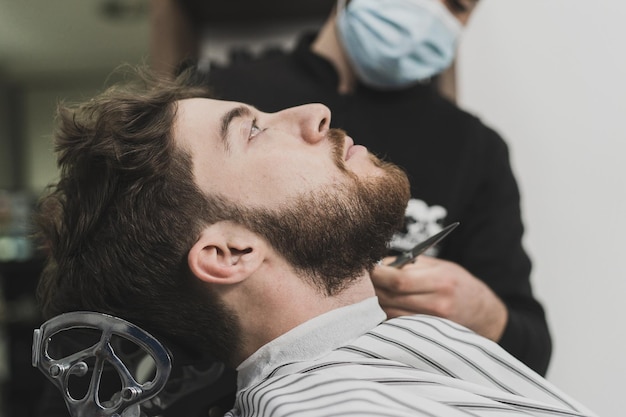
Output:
[457, 1, 626, 415]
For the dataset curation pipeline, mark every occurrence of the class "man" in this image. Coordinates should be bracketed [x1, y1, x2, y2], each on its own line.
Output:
[36, 68, 594, 416]
[191, 0, 553, 375]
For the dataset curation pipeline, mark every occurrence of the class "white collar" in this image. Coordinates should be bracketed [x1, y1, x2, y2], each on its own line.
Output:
[236, 297, 386, 390]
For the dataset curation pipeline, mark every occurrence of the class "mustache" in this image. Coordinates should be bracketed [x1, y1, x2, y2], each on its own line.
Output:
[327, 127, 347, 145]
[326, 128, 346, 152]
[327, 128, 349, 171]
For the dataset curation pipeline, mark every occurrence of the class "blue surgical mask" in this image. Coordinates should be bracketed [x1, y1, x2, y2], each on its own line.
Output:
[336, 0, 462, 89]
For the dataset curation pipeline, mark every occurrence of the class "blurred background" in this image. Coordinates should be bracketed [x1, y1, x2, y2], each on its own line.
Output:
[0, 0, 624, 416]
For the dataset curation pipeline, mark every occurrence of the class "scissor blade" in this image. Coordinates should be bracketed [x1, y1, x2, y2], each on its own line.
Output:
[409, 222, 459, 258]
[388, 222, 459, 268]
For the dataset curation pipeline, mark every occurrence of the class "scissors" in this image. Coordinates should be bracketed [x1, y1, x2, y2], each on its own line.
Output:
[387, 222, 460, 268]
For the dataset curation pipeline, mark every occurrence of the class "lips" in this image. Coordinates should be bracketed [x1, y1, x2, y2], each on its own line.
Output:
[345, 136, 368, 162]
[344, 136, 355, 160]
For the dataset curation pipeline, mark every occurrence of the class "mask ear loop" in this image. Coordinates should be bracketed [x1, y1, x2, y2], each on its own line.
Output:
[32, 311, 172, 417]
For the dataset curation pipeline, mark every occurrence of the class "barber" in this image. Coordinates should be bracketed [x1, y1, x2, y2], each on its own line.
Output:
[201, 0, 552, 375]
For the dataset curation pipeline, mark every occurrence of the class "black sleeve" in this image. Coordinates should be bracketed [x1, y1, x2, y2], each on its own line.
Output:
[499, 298, 552, 375]
[441, 125, 552, 376]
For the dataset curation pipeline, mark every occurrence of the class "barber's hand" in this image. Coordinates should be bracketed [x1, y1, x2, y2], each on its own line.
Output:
[372, 255, 508, 342]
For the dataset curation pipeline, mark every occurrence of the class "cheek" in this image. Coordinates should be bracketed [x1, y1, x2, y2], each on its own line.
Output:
[238, 154, 344, 206]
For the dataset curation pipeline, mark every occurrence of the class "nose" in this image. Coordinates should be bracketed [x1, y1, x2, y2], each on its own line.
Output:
[276, 103, 331, 144]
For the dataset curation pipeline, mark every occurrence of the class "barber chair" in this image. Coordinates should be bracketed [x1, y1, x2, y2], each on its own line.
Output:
[32, 311, 235, 417]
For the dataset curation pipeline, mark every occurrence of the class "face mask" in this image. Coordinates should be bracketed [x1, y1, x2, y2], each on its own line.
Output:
[336, 0, 462, 89]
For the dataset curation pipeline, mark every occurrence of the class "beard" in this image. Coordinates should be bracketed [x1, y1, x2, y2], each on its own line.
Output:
[238, 128, 411, 295]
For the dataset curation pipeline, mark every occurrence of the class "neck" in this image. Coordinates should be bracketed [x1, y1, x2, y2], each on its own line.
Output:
[311, 13, 357, 95]
[230, 266, 375, 365]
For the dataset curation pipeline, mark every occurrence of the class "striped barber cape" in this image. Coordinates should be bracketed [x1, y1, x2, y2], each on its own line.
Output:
[226, 297, 597, 417]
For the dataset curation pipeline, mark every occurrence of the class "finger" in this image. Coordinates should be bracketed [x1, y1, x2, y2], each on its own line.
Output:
[383, 253, 440, 267]
[376, 286, 442, 312]
[372, 263, 439, 294]
[411, 254, 442, 266]
[377, 288, 454, 319]
[380, 255, 396, 265]
[377, 290, 430, 318]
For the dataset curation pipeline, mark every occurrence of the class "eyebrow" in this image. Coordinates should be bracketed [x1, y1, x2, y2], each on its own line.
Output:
[220, 105, 253, 151]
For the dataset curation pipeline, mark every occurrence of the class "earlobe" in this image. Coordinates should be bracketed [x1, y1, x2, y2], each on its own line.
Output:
[188, 223, 264, 286]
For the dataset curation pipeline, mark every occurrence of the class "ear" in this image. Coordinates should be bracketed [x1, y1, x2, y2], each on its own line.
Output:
[188, 221, 266, 286]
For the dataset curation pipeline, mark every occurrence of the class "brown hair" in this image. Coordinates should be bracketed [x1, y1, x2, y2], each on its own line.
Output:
[35, 67, 241, 362]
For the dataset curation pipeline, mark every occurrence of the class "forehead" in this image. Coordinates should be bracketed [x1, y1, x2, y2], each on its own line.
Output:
[176, 97, 237, 115]
[173, 97, 244, 150]
[174, 97, 235, 135]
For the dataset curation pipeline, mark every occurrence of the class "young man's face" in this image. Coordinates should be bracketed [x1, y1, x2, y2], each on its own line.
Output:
[174, 98, 389, 209]
[175, 98, 410, 289]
